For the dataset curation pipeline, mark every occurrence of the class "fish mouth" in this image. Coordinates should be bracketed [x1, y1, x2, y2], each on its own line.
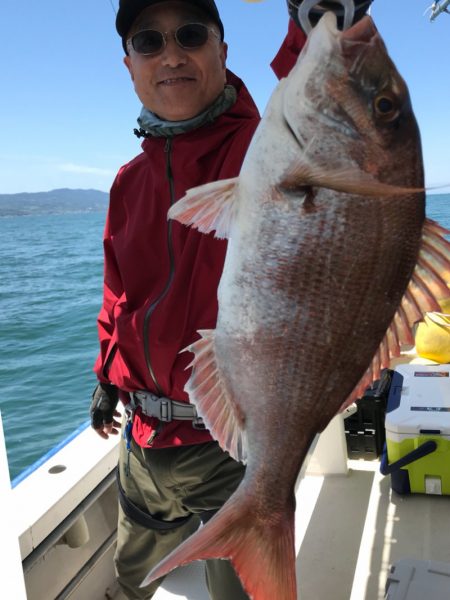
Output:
[340, 15, 378, 43]
[319, 11, 378, 45]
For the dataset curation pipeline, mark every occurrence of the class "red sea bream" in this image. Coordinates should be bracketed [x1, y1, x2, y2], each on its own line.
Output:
[142, 13, 450, 600]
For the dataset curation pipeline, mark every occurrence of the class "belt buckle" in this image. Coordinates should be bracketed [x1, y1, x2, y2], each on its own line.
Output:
[134, 391, 173, 422]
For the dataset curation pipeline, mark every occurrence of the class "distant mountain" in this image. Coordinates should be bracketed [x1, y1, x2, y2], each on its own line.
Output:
[0, 188, 109, 216]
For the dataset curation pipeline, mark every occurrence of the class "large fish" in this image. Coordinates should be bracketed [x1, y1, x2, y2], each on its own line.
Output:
[143, 12, 450, 600]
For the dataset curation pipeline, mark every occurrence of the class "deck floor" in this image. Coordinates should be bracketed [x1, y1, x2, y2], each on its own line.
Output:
[114, 459, 450, 600]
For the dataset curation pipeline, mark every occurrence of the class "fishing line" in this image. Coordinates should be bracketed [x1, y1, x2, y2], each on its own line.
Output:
[108, 0, 117, 16]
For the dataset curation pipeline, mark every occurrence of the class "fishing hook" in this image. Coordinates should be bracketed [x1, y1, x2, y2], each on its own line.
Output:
[429, 0, 450, 21]
[295, 0, 356, 34]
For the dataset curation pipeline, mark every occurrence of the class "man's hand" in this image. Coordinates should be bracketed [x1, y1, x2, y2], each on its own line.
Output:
[90, 382, 121, 439]
[287, 0, 374, 32]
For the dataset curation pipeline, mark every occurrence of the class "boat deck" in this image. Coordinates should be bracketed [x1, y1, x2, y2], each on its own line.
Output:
[113, 458, 450, 600]
[7, 370, 450, 600]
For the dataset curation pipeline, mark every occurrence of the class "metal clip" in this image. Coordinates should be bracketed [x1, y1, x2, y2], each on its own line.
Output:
[429, 1, 450, 22]
[192, 417, 206, 430]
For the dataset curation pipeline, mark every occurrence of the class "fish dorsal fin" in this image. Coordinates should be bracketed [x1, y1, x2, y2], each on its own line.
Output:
[396, 217, 450, 333]
[343, 218, 450, 407]
[184, 329, 247, 463]
[168, 177, 239, 239]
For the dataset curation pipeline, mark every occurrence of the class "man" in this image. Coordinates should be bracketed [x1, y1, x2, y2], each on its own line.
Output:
[90, 1, 372, 598]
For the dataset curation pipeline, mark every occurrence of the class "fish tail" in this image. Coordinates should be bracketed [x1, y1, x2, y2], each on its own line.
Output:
[140, 489, 298, 600]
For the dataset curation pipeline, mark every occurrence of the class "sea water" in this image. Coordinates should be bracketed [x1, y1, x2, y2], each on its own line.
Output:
[0, 211, 104, 480]
[0, 195, 449, 481]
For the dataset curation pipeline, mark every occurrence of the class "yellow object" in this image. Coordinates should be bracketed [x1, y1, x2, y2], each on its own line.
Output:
[387, 435, 450, 495]
[438, 296, 450, 314]
[415, 311, 450, 363]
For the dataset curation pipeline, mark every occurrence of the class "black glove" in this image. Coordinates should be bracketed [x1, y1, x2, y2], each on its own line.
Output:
[287, 0, 374, 31]
[90, 382, 119, 430]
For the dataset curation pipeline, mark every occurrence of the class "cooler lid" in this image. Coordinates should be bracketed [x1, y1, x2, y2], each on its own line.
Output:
[385, 364, 450, 435]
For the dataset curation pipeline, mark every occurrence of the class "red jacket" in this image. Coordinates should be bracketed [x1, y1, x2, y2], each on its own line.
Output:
[95, 71, 260, 448]
[95, 25, 306, 449]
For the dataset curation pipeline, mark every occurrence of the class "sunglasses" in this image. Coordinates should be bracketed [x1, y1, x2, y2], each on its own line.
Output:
[127, 23, 220, 56]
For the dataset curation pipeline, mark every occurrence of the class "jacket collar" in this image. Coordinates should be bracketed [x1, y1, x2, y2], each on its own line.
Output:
[134, 85, 237, 139]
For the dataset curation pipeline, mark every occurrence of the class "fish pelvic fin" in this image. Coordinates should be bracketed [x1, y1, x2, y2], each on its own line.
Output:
[342, 218, 450, 408]
[184, 329, 247, 463]
[280, 162, 424, 197]
[167, 177, 239, 239]
[140, 490, 298, 600]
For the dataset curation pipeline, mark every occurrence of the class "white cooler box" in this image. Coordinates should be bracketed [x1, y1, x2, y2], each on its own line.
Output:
[381, 364, 450, 495]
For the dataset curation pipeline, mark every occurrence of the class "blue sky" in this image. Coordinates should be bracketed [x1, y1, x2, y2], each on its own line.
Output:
[1, 0, 449, 194]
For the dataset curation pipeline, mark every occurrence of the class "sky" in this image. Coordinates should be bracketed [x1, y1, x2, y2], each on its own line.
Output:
[1, 0, 449, 194]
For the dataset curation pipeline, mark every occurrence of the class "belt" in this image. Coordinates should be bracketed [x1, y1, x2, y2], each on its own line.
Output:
[130, 390, 205, 429]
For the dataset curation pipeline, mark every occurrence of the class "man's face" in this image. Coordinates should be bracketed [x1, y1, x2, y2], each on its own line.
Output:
[124, 1, 228, 121]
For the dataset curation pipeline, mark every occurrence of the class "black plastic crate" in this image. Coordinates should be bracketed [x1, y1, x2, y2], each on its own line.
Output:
[344, 370, 391, 459]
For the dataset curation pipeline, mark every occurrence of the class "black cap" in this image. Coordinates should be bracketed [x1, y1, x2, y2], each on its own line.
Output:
[116, 0, 225, 51]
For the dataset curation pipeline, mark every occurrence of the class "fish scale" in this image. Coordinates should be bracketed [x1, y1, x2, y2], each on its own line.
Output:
[142, 13, 450, 600]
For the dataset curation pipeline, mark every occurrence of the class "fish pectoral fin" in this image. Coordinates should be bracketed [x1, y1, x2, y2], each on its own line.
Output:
[167, 177, 239, 239]
[341, 218, 450, 410]
[183, 329, 247, 463]
[280, 162, 424, 197]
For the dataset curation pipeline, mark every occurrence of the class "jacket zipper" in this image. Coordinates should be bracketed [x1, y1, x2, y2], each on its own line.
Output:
[142, 137, 176, 395]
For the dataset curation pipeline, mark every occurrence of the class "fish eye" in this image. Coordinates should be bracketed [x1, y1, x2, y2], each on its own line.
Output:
[373, 94, 400, 122]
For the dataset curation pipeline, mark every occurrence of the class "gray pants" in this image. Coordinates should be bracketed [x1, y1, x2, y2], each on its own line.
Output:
[115, 434, 249, 600]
